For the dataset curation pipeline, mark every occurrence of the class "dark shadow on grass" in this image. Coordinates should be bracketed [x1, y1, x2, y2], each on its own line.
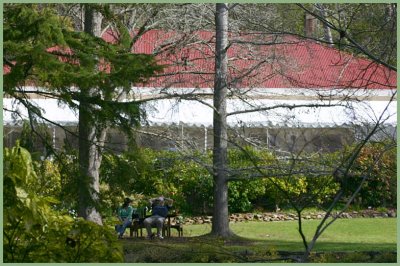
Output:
[121, 235, 396, 262]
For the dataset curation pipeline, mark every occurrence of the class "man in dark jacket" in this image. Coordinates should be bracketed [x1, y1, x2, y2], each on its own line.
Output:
[143, 196, 173, 239]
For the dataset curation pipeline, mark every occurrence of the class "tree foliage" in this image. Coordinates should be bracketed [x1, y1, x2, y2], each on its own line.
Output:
[97, 142, 396, 216]
[3, 143, 123, 262]
[4, 4, 163, 129]
[338, 141, 397, 207]
[4, 3, 163, 224]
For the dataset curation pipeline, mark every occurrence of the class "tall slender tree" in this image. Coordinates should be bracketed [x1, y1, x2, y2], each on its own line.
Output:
[211, 3, 234, 237]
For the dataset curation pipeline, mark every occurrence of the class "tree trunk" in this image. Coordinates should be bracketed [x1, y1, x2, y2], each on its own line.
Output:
[211, 3, 233, 237]
[315, 4, 333, 46]
[78, 4, 104, 225]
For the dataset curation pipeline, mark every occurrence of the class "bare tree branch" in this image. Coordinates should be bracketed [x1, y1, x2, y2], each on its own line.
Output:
[297, 4, 396, 72]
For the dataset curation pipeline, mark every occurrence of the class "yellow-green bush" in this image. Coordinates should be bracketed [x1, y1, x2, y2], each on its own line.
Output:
[3, 142, 124, 262]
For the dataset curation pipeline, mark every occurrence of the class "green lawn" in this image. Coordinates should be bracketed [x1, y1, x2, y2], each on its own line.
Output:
[182, 217, 397, 252]
[122, 218, 397, 262]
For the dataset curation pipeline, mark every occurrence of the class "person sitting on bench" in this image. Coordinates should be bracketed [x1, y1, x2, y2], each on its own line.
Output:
[143, 196, 173, 239]
[115, 197, 134, 239]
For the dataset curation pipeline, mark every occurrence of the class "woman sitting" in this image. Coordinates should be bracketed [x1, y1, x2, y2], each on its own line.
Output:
[115, 197, 134, 239]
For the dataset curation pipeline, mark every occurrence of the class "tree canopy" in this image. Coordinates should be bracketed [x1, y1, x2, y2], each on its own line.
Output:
[4, 4, 163, 129]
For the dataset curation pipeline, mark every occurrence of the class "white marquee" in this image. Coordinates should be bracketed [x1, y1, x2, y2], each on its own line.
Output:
[3, 95, 396, 128]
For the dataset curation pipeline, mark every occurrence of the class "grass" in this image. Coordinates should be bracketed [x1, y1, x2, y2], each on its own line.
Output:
[121, 218, 397, 262]
[182, 218, 396, 252]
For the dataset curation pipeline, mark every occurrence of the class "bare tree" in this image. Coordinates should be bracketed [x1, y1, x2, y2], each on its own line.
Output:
[211, 3, 234, 237]
[297, 3, 396, 71]
[314, 3, 333, 46]
[126, 5, 396, 255]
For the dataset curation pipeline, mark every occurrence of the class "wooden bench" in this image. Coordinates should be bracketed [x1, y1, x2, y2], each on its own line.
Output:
[129, 219, 145, 237]
[128, 207, 183, 238]
[167, 223, 183, 237]
[129, 219, 183, 237]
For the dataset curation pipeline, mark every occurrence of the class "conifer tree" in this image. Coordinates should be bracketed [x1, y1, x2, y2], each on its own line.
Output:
[4, 3, 162, 224]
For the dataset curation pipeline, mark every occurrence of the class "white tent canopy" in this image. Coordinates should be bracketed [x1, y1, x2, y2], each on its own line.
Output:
[3, 96, 396, 128]
[144, 98, 396, 127]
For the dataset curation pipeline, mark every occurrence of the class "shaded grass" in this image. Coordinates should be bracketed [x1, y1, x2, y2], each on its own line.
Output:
[122, 218, 397, 262]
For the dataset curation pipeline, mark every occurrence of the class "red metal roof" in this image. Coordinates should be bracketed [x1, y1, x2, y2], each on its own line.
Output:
[102, 30, 396, 90]
[5, 30, 396, 90]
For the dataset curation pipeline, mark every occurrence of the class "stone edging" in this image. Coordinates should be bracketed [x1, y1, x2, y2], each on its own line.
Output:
[177, 209, 396, 225]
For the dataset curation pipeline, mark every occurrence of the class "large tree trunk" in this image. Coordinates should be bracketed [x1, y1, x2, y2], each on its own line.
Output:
[78, 4, 104, 225]
[211, 3, 233, 237]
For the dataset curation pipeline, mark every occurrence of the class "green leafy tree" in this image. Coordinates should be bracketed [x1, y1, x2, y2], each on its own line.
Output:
[100, 147, 277, 215]
[3, 142, 123, 262]
[337, 142, 397, 208]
